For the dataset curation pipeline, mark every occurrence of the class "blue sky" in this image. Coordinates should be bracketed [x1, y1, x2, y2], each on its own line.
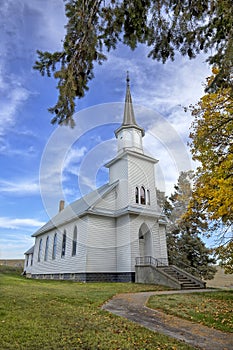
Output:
[0, 0, 211, 259]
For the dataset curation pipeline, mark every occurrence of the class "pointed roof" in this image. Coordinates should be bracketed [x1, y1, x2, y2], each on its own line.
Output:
[32, 181, 119, 237]
[24, 245, 34, 255]
[115, 73, 145, 136]
[123, 72, 137, 126]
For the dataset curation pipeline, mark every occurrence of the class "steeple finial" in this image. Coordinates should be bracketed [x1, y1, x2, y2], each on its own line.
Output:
[126, 71, 130, 87]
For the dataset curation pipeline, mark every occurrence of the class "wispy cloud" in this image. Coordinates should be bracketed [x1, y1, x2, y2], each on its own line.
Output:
[0, 231, 35, 259]
[79, 175, 97, 192]
[0, 179, 39, 195]
[63, 146, 87, 176]
[0, 217, 45, 229]
[0, 72, 31, 139]
[0, 0, 65, 151]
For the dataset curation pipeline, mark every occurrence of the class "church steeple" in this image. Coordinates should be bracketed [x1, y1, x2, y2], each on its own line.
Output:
[122, 72, 137, 126]
[115, 74, 145, 154]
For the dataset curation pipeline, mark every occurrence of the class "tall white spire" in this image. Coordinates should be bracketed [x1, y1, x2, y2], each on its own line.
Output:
[115, 73, 145, 154]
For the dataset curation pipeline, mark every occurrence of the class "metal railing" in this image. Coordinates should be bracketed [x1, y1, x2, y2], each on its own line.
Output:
[135, 256, 168, 267]
[170, 257, 203, 279]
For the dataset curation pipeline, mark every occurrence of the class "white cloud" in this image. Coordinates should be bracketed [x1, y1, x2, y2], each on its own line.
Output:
[63, 146, 87, 175]
[0, 179, 39, 195]
[79, 175, 97, 192]
[0, 71, 31, 138]
[0, 144, 36, 157]
[0, 217, 45, 229]
[26, 0, 66, 51]
[0, 0, 66, 149]
[0, 231, 35, 259]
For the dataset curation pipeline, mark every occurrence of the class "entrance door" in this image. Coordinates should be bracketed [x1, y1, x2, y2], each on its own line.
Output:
[139, 223, 152, 258]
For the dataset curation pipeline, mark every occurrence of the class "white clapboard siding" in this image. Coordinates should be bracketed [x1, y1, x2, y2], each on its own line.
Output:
[94, 187, 117, 211]
[109, 157, 128, 183]
[24, 253, 33, 273]
[86, 215, 116, 272]
[30, 218, 89, 274]
[128, 155, 158, 207]
[151, 222, 168, 262]
[158, 224, 169, 263]
[116, 215, 131, 271]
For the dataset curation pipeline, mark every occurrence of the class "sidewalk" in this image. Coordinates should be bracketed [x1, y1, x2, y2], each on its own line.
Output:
[102, 289, 233, 350]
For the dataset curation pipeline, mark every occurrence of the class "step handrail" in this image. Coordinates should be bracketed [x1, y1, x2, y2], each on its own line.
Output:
[135, 256, 168, 267]
[171, 256, 202, 279]
[170, 265, 206, 287]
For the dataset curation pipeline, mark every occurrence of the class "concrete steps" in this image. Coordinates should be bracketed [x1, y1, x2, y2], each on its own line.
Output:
[135, 257, 206, 289]
[160, 266, 205, 290]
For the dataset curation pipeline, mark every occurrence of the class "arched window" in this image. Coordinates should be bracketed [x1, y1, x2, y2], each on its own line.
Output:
[61, 231, 66, 258]
[72, 226, 77, 256]
[146, 189, 150, 205]
[135, 187, 139, 204]
[140, 186, 146, 205]
[52, 233, 57, 260]
[44, 236, 49, 261]
[38, 238, 42, 262]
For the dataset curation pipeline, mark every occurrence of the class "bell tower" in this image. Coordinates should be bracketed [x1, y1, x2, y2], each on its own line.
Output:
[115, 73, 145, 154]
[106, 73, 159, 210]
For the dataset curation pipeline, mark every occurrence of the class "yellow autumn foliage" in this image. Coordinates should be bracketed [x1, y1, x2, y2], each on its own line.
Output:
[187, 71, 233, 272]
[189, 73, 233, 226]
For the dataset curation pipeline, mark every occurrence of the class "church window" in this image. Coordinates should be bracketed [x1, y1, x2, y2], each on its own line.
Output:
[44, 236, 49, 261]
[52, 233, 57, 259]
[31, 253, 33, 266]
[61, 231, 66, 258]
[38, 238, 42, 262]
[147, 189, 150, 205]
[140, 186, 146, 205]
[72, 226, 77, 256]
[135, 187, 139, 203]
[26, 255, 29, 267]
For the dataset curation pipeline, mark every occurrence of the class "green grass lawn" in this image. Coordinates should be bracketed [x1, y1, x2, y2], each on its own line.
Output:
[0, 268, 195, 350]
[148, 290, 233, 333]
[2, 268, 232, 350]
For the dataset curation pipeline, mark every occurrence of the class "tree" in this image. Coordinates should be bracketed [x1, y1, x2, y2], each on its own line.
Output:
[215, 241, 233, 274]
[157, 188, 180, 264]
[33, 0, 233, 125]
[165, 171, 216, 280]
[187, 70, 233, 245]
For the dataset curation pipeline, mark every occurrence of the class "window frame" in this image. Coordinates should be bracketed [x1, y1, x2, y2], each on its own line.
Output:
[72, 226, 77, 256]
[44, 235, 50, 261]
[135, 186, 139, 204]
[61, 231, 67, 258]
[140, 186, 146, 205]
[38, 238, 42, 262]
[52, 233, 57, 260]
[146, 189, 150, 205]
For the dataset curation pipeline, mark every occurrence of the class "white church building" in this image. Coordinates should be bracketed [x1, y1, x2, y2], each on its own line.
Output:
[24, 77, 169, 282]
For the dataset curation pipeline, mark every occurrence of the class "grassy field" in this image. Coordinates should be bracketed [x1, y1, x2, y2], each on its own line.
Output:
[0, 267, 232, 350]
[148, 291, 233, 333]
[0, 267, 195, 350]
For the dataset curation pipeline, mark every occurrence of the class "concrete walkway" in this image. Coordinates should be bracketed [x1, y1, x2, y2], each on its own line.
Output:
[102, 289, 233, 350]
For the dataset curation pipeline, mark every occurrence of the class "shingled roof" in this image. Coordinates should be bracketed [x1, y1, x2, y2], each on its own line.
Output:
[32, 181, 119, 237]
